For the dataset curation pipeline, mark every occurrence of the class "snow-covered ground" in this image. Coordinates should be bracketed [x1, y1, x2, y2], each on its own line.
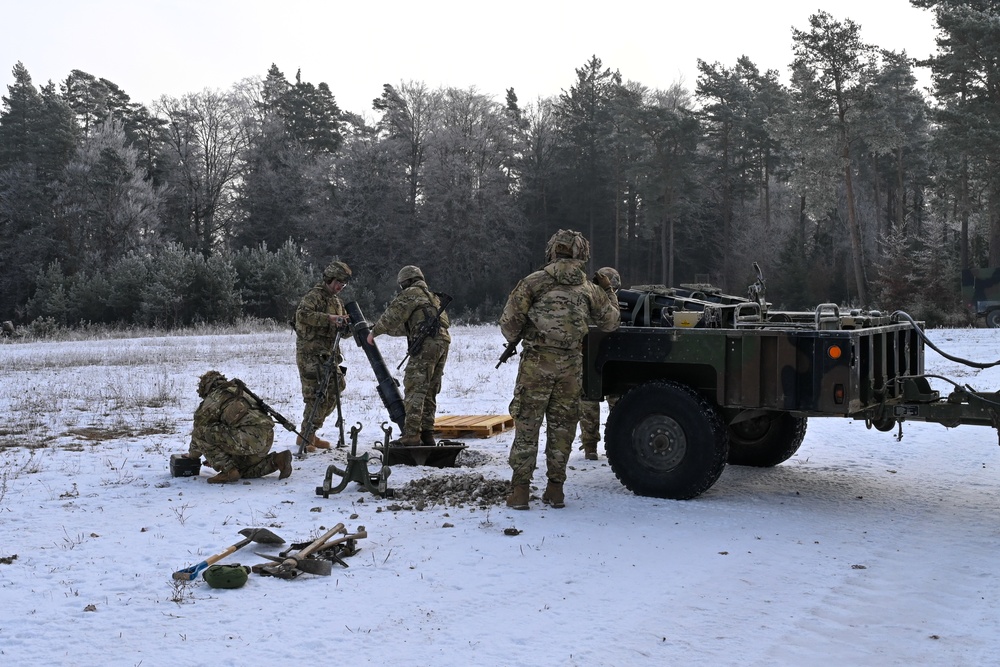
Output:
[1, 323, 999, 666]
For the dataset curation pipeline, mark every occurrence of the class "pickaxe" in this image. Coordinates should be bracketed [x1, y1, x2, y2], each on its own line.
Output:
[257, 526, 368, 576]
[256, 523, 346, 579]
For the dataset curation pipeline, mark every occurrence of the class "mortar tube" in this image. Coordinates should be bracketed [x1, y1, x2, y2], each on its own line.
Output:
[344, 301, 407, 433]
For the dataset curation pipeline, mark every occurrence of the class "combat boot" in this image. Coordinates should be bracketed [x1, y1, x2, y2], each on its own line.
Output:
[311, 435, 331, 450]
[506, 483, 530, 510]
[271, 450, 293, 479]
[542, 481, 565, 508]
[207, 468, 241, 484]
[583, 447, 598, 461]
[420, 430, 437, 446]
[395, 433, 421, 447]
[297, 435, 317, 453]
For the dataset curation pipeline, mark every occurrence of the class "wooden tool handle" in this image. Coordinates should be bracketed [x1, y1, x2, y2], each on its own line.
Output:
[281, 523, 345, 567]
[313, 528, 367, 552]
[204, 537, 253, 567]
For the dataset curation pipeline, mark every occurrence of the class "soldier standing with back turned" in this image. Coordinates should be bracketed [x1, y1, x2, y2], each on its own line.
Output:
[500, 230, 620, 510]
[367, 265, 451, 446]
[294, 261, 352, 451]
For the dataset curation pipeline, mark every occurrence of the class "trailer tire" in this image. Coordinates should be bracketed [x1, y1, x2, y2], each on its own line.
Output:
[605, 380, 728, 500]
[987, 310, 1000, 328]
[726, 413, 807, 467]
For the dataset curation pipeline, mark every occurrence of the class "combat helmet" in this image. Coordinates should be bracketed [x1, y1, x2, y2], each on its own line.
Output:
[596, 266, 621, 291]
[197, 370, 227, 398]
[397, 265, 424, 287]
[322, 261, 352, 284]
[545, 229, 590, 263]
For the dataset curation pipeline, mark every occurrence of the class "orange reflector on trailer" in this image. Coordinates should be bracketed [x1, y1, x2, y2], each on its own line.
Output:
[834, 384, 845, 404]
[827, 344, 843, 360]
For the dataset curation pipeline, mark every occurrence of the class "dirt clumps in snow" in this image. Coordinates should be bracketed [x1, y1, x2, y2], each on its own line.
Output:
[392, 473, 509, 509]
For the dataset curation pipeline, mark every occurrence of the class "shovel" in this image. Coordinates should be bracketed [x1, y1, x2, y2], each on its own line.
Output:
[256, 523, 345, 578]
[172, 527, 285, 581]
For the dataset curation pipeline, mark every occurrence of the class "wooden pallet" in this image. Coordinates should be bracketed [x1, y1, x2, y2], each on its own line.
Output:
[433, 415, 514, 439]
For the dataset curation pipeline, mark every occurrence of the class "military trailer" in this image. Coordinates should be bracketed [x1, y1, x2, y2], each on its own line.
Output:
[583, 264, 1000, 500]
[961, 267, 1000, 327]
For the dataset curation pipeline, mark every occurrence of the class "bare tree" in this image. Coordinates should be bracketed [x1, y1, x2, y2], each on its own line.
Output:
[155, 89, 248, 256]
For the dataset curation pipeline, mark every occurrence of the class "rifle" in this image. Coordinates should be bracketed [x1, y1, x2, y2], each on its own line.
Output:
[232, 379, 303, 439]
[495, 338, 521, 369]
[297, 327, 347, 458]
[396, 292, 453, 370]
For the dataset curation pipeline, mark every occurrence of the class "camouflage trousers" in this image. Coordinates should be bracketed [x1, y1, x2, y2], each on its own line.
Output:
[580, 395, 618, 451]
[507, 347, 582, 485]
[402, 337, 449, 436]
[190, 422, 275, 478]
[296, 346, 347, 437]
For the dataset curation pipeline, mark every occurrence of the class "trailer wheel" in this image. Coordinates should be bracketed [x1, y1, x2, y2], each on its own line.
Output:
[605, 381, 728, 500]
[726, 413, 807, 467]
[987, 310, 1000, 328]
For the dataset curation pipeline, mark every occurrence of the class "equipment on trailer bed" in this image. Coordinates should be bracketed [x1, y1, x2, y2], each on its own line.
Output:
[583, 263, 1000, 500]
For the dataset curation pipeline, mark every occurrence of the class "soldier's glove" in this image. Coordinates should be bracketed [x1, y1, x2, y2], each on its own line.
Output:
[331, 315, 351, 333]
[594, 272, 613, 292]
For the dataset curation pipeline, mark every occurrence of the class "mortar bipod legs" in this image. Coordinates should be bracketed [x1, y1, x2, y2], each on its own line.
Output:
[315, 422, 393, 498]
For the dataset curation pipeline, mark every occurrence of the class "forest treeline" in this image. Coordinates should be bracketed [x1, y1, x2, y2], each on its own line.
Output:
[2, 2, 998, 329]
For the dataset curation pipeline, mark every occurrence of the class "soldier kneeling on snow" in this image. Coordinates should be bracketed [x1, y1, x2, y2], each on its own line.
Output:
[183, 370, 292, 484]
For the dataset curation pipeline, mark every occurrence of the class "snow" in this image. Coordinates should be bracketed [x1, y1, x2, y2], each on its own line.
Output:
[2, 324, 1000, 666]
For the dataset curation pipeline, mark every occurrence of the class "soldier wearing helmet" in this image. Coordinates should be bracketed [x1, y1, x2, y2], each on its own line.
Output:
[499, 230, 620, 510]
[183, 370, 292, 483]
[367, 265, 451, 447]
[293, 260, 353, 451]
[579, 267, 623, 460]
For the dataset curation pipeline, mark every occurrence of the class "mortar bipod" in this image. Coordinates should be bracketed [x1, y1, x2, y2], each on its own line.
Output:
[315, 422, 394, 498]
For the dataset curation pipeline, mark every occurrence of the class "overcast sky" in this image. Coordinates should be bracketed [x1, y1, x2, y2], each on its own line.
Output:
[3, 0, 938, 117]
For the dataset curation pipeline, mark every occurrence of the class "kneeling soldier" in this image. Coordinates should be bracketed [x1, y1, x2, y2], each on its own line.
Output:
[185, 370, 292, 483]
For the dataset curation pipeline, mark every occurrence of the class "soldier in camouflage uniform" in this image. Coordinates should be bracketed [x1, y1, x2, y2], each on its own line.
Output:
[295, 261, 352, 451]
[185, 371, 292, 484]
[500, 230, 620, 510]
[367, 265, 450, 446]
[579, 267, 622, 460]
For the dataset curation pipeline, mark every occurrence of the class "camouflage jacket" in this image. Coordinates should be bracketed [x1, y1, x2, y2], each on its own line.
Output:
[500, 259, 619, 352]
[295, 282, 347, 361]
[371, 280, 451, 345]
[189, 382, 272, 455]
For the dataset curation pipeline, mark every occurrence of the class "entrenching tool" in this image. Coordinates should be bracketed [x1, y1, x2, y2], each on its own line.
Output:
[256, 523, 346, 579]
[172, 528, 284, 581]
